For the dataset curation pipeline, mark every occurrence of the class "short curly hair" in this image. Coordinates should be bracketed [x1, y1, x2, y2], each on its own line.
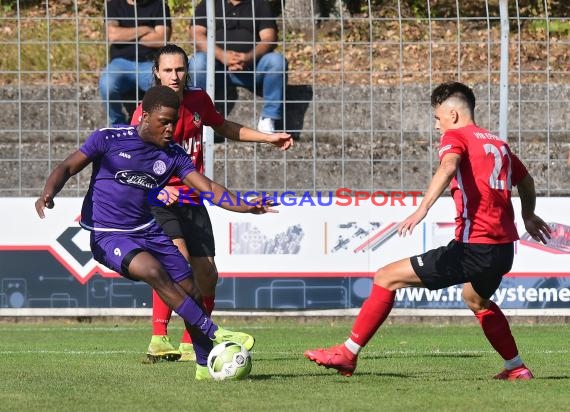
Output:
[141, 85, 180, 114]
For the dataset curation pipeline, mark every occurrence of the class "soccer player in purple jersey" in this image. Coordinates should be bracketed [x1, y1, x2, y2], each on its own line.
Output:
[35, 85, 275, 380]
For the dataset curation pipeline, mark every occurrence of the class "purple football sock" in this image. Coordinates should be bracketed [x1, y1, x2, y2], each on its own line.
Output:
[188, 327, 213, 366]
[175, 297, 218, 339]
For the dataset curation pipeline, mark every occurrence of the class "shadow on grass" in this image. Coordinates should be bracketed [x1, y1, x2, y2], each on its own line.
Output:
[248, 371, 410, 380]
[419, 353, 483, 359]
[256, 352, 484, 366]
[256, 356, 307, 362]
[536, 375, 570, 380]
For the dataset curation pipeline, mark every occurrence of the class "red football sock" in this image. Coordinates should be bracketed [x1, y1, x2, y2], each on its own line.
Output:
[202, 295, 215, 315]
[350, 284, 395, 347]
[152, 289, 172, 336]
[475, 301, 519, 360]
[181, 328, 192, 344]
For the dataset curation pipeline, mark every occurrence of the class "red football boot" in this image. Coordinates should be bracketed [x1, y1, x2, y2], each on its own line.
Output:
[304, 344, 357, 377]
[493, 364, 534, 381]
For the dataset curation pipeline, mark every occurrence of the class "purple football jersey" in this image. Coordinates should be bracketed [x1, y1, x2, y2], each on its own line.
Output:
[79, 126, 195, 231]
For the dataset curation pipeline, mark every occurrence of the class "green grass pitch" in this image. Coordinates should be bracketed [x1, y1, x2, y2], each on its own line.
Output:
[0, 319, 568, 411]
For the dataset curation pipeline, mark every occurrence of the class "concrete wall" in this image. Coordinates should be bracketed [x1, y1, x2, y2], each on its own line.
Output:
[0, 84, 568, 196]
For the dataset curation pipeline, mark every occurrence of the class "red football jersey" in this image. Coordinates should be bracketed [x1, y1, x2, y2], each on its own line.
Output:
[131, 88, 225, 201]
[438, 125, 528, 244]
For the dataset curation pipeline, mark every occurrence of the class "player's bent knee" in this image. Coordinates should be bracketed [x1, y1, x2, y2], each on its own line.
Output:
[462, 294, 490, 312]
[373, 263, 415, 290]
[465, 301, 489, 313]
[190, 258, 218, 280]
[194, 270, 218, 296]
[373, 267, 393, 288]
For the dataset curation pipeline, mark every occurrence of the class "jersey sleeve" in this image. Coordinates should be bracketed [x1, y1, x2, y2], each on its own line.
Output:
[198, 90, 225, 127]
[79, 129, 108, 160]
[130, 104, 143, 125]
[438, 131, 466, 160]
[510, 151, 529, 186]
[173, 145, 197, 181]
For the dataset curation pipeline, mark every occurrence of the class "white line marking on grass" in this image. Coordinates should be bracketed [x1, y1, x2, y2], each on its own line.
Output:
[0, 327, 143, 332]
[2, 349, 568, 357]
[0, 350, 140, 355]
[252, 349, 570, 356]
[361, 349, 570, 356]
[0, 325, 271, 332]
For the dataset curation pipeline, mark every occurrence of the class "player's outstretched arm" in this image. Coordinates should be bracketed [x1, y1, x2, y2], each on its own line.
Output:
[181, 171, 278, 214]
[516, 174, 551, 244]
[398, 153, 461, 237]
[35, 151, 92, 218]
[213, 120, 293, 151]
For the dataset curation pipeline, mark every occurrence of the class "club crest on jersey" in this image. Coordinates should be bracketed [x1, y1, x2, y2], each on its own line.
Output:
[193, 112, 202, 127]
[153, 160, 166, 175]
[115, 170, 158, 189]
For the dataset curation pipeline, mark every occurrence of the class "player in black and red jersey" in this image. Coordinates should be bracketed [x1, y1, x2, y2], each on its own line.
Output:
[131, 44, 292, 371]
[305, 81, 551, 381]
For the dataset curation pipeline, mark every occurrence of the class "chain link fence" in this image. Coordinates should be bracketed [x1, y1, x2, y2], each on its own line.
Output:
[0, 0, 568, 197]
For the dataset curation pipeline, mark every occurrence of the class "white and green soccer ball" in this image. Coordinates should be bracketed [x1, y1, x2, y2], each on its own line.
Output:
[207, 341, 252, 380]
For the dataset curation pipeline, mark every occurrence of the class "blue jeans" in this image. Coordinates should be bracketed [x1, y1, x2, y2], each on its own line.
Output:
[99, 58, 155, 125]
[189, 51, 287, 120]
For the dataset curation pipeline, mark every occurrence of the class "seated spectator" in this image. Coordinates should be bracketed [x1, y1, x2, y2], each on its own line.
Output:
[189, 0, 288, 134]
[99, 0, 171, 125]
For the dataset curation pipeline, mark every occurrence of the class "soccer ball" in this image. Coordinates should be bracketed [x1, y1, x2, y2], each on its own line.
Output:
[207, 341, 252, 380]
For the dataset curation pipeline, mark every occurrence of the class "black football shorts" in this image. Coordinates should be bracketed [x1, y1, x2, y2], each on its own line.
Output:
[151, 204, 215, 257]
[410, 240, 514, 299]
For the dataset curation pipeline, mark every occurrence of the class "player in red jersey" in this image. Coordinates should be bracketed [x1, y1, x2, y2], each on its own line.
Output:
[131, 44, 292, 369]
[305, 81, 551, 380]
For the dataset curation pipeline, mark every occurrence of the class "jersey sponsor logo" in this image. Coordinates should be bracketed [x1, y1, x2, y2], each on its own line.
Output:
[118, 152, 131, 159]
[115, 170, 158, 189]
[153, 160, 166, 175]
[416, 256, 424, 267]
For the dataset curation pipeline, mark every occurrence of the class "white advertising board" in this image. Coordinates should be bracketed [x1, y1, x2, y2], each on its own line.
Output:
[0, 197, 568, 313]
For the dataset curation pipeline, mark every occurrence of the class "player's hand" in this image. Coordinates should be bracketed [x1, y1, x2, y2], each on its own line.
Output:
[397, 208, 428, 237]
[35, 194, 54, 219]
[266, 132, 294, 150]
[246, 197, 279, 214]
[159, 185, 180, 206]
[523, 213, 551, 244]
